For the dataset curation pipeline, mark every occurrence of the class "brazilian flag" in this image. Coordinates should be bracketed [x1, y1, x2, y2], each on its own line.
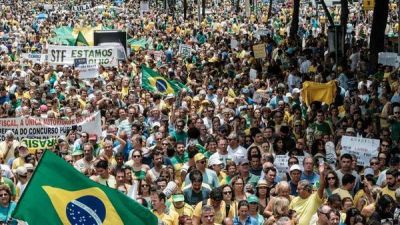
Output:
[75, 31, 89, 46]
[141, 65, 189, 95]
[12, 151, 157, 225]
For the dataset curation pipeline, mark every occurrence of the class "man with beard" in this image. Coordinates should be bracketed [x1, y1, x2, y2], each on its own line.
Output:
[382, 168, 399, 199]
[74, 143, 96, 175]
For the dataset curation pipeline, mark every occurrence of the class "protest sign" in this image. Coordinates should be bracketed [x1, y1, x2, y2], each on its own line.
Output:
[76, 64, 99, 79]
[230, 39, 239, 50]
[378, 52, 398, 67]
[274, 155, 305, 175]
[341, 136, 380, 166]
[72, 3, 91, 12]
[47, 45, 118, 66]
[20, 53, 47, 64]
[249, 69, 257, 81]
[74, 58, 87, 67]
[179, 44, 193, 58]
[253, 43, 266, 59]
[0, 112, 102, 141]
[21, 138, 57, 153]
[140, 1, 150, 15]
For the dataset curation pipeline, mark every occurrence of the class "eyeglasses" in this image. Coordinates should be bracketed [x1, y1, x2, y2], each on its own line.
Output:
[370, 162, 379, 165]
[327, 177, 336, 180]
[197, 160, 206, 164]
[223, 191, 232, 195]
[67, 160, 73, 163]
[0, 193, 9, 197]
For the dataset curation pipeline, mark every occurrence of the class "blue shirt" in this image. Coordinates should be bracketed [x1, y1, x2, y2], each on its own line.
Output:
[233, 216, 259, 225]
[301, 172, 320, 186]
[0, 201, 16, 224]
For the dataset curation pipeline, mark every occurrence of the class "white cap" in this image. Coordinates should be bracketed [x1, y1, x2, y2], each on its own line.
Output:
[292, 88, 301, 94]
[290, 164, 302, 172]
[209, 157, 223, 166]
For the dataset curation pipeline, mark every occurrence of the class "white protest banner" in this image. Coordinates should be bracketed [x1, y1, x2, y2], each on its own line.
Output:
[230, 39, 238, 49]
[378, 52, 398, 67]
[72, 3, 91, 12]
[0, 112, 102, 141]
[47, 45, 118, 67]
[20, 53, 42, 64]
[341, 136, 380, 166]
[76, 64, 99, 79]
[179, 44, 193, 58]
[21, 53, 48, 64]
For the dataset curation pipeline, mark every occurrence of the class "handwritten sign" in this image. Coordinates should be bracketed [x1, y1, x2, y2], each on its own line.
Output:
[341, 136, 380, 166]
[253, 43, 266, 59]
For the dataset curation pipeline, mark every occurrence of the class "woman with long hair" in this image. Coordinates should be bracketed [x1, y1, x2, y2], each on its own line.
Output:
[125, 149, 149, 181]
[137, 179, 151, 206]
[231, 176, 248, 202]
[325, 170, 340, 197]
[255, 180, 268, 214]
[221, 184, 237, 218]
[272, 137, 285, 155]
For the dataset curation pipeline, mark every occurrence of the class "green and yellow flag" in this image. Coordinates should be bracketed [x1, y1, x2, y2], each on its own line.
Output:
[141, 65, 189, 95]
[75, 31, 89, 46]
[12, 150, 157, 225]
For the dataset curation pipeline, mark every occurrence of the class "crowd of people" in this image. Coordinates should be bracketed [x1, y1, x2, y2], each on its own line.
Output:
[0, 0, 399, 224]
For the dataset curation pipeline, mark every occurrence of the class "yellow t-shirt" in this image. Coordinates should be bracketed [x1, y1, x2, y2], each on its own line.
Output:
[332, 188, 353, 201]
[170, 203, 194, 217]
[193, 199, 234, 224]
[382, 186, 396, 200]
[289, 193, 324, 225]
[12, 157, 25, 170]
[153, 210, 179, 225]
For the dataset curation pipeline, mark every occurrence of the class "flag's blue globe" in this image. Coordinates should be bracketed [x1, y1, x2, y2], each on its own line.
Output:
[66, 195, 106, 225]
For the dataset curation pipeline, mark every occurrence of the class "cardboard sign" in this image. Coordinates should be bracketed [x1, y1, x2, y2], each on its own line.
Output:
[76, 64, 99, 79]
[362, 0, 375, 11]
[179, 44, 193, 58]
[253, 43, 266, 59]
[378, 52, 398, 67]
[341, 136, 380, 166]
[47, 45, 118, 66]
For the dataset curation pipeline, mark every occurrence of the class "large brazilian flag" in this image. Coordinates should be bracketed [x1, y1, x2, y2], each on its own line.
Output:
[141, 65, 189, 95]
[12, 150, 157, 225]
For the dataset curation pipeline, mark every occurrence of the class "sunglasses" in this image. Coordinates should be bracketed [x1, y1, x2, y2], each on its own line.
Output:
[327, 177, 336, 180]
[133, 155, 142, 158]
[370, 162, 379, 165]
[0, 193, 8, 197]
[197, 160, 206, 164]
[67, 160, 73, 163]
[223, 191, 232, 195]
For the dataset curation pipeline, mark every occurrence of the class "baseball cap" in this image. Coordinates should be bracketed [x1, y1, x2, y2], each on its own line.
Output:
[71, 150, 84, 156]
[247, 195, 259, 204]
[172, 194, 185, 202]
[24, 163, 34, 171]
[290, 164, 302, 172]
[364, 168, 374, 177]
[194, 153, 206, 163]
[209, 157, 223, 166]
[16, 166, 27, 176]
[239, 158, 249, 165]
